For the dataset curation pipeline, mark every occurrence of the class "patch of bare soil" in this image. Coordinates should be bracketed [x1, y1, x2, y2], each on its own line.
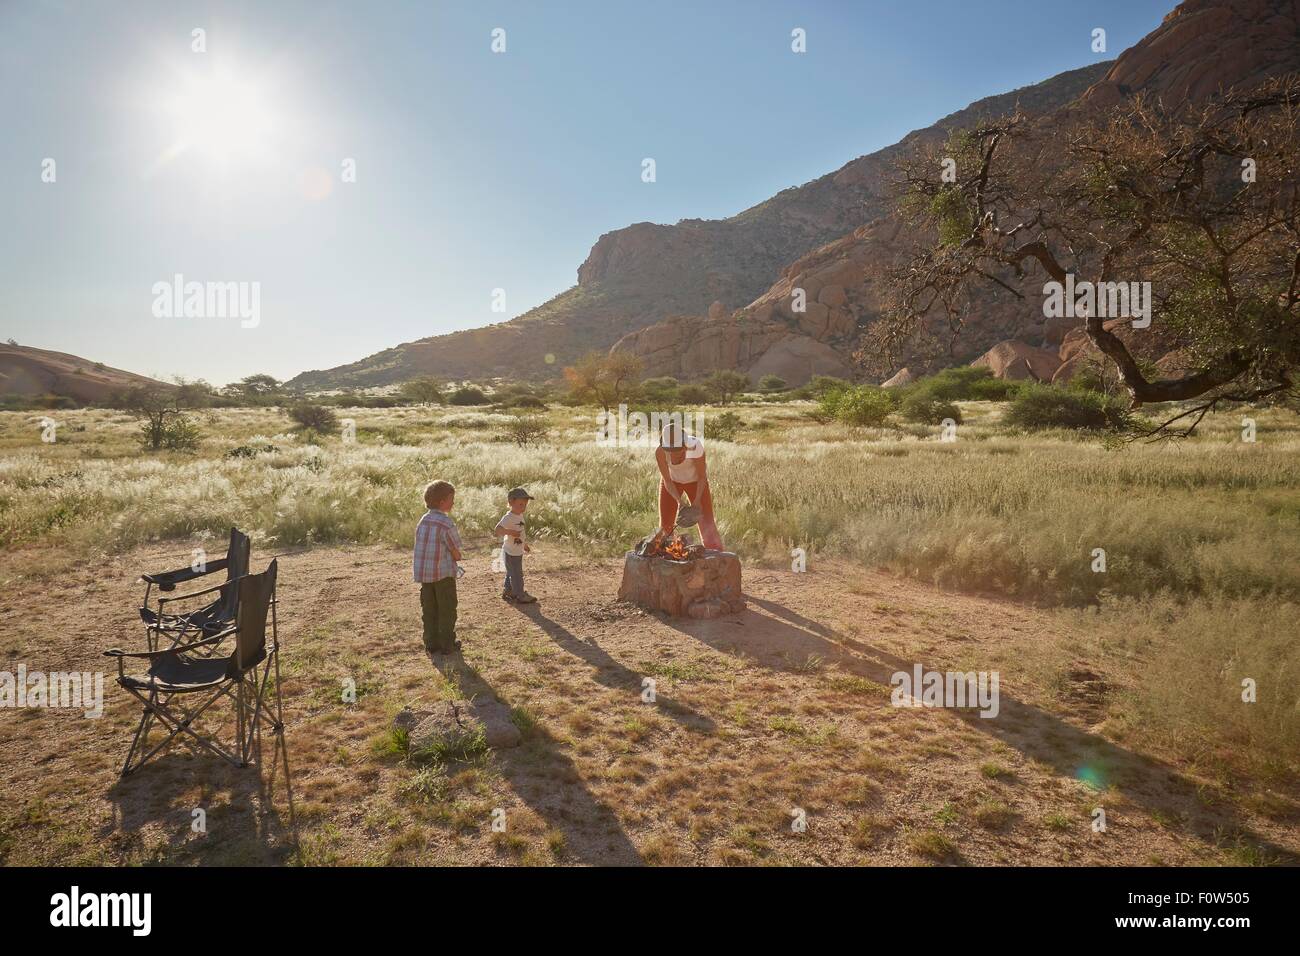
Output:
[0, 541, 1295, 866]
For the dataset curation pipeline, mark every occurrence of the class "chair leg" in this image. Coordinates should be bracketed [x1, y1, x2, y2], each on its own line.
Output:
[121, 703, 155, 776]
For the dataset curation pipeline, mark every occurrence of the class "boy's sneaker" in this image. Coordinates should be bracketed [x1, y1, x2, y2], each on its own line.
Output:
[515, 592, 538, 604]
[501, 591, 517, 602]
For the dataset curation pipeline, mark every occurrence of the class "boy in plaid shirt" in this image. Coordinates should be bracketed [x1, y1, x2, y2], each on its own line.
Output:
[414, 480, 463, 655]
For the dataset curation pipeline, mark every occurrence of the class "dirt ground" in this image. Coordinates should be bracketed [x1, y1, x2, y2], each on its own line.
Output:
[1, 539, 1296, 866]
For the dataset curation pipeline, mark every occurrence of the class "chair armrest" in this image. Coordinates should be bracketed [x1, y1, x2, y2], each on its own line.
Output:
[105, 629, 232, 660]
[141, 558, 230, 592]
[157, 579, 231, 608]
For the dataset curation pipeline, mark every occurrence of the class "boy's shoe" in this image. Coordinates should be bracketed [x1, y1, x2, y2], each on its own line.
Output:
[501, 591, 517, 602]
[514, 592, 538, 604]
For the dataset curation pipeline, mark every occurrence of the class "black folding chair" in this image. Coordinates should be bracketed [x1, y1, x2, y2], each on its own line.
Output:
[107, 559, 288, 781]
[139, 527, 251, 650]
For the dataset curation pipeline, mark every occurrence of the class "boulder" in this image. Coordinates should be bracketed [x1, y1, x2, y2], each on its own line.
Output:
[881, 367, 915, 388]
[971, 340, 1062, 382]
[746, 335, 853, 385]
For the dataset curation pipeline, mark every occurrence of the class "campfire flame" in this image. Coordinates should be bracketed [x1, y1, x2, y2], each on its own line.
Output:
[635, 530, 706, 561]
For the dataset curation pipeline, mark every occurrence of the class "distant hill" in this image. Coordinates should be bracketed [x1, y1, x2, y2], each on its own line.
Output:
[0, 343, 171, 404]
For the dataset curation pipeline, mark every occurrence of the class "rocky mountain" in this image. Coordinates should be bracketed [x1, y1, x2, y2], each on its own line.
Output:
[288, 61, 1111, 389]
[292, 0, 1300, 390]
[0, 343, 171, 403]
[614, 0, 1300, 385]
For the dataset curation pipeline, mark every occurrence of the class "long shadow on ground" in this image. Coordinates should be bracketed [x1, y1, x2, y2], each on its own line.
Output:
[434, 653, 644, 866]
[667, 594, 1298, 866]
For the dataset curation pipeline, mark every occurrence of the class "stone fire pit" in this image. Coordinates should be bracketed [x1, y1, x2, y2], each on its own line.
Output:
[619, 538, 745, 619]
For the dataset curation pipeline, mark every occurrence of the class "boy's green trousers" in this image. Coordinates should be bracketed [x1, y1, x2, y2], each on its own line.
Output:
[420, 578, 458, 652]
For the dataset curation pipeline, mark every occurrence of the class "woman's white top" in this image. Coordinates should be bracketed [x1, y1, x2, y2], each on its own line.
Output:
[666, 435, 705, 483]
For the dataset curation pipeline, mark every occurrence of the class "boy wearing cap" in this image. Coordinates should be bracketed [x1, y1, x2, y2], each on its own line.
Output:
[495, 487, 537, 604]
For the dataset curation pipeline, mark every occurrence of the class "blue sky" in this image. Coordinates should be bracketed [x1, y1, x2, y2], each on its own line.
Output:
[0, 0, 1174, 386]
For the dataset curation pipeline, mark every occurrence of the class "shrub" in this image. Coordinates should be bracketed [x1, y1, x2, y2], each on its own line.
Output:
[1004, 384, 1131, 430]
[708, 410, 745, 442]
[500, 413, 549, 447]
[225, 443, 277, 459]
[757, 374, 788, 392]
[899, 392, 963, 425]
[805, 375, 851, 398]
[289, 403, 340, 432]
[819, 385, 893, 426]
[399, 377, 443, 405]
[447, 386, 490, 406]
[968, 376, 1022, 401]
[501, 395, 546, 409]
[677, 384, 709, 404]
[639, 377, 681, 404]
[903, 366, 1017, 403]
[705, 370, 750, 405]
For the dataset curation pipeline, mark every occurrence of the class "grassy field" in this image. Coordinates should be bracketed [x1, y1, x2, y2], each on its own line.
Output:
[1, 398, 1297, 865]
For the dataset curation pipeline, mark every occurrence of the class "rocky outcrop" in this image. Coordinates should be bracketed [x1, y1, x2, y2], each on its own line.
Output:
[290, 61, 1113, 389]
[1082, 0, 1300, 109]
[881, 368, 915, 388]
[0, 344, 171, 403]
[972, 341, 1063, 382]
[290, 1, 1300, 390]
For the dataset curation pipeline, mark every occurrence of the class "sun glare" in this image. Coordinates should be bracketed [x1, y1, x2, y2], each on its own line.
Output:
[163, 67, 276, 167]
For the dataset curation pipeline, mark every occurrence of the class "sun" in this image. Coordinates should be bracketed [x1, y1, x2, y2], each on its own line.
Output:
[163, 67, 276, 167]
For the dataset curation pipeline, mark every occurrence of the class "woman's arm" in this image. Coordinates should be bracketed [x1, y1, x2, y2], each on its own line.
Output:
[695, 451, 709, 492]
[655, 447, 681, 501]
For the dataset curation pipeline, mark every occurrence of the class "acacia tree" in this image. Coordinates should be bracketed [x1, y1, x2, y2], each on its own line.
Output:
[878, 75, 1300, 437]
[563, 351, 643, 411]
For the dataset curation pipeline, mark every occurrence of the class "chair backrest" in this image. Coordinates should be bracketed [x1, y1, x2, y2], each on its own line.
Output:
[232, 559, 277, 673]
[227, 527, 251, 581]
[214, 528, 252, 620]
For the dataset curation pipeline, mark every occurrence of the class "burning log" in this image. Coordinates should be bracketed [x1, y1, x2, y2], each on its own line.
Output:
[620, 532, 744, 619]
[634, 530, 707, 561]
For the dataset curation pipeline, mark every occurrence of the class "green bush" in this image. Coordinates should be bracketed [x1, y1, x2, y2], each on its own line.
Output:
[288, 403, 339, 432]
[757, 374, 788, 392]
[903, 366, 1016, 402]
[899, 392, 963, 425]
[819, 385, 893, 426]
[708, 410, 745, 441]
[676, 384, 708, 404]
[639, 377, 681, 404]
[501, 395, 546, 409]
[1004, 384, 1131, 431]
[805, 375, 851, 398]
[447, 386, 490, 406]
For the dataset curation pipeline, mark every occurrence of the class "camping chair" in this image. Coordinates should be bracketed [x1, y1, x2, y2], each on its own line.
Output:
[138, 527, 251, 651]
[107, 559, 287, 779]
